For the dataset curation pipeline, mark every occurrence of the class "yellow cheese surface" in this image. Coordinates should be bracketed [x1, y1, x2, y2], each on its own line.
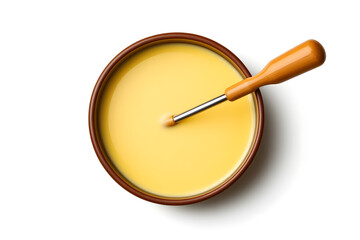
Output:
[97, 42, 257, 198]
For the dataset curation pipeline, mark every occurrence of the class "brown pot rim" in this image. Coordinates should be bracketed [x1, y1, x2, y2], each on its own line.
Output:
[89, 32, 264, 205]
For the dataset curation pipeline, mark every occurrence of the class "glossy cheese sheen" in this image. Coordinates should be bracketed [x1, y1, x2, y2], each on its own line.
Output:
[97, 43, 257, 198]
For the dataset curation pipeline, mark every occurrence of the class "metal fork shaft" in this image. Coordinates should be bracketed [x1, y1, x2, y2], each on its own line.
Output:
[173, 94, 227, 123]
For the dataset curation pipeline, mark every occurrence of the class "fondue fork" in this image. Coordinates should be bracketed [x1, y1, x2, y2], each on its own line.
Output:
[164, 40, 325, 127]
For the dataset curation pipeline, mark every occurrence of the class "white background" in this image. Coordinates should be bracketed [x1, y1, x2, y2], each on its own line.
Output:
[1, 0, 359, 239]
